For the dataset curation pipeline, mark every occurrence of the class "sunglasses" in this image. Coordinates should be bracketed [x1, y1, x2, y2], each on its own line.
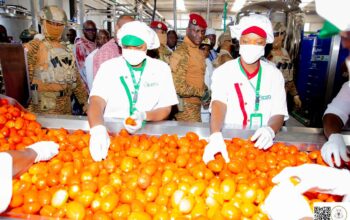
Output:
[84, 28, 97, 32]
[274, 31, 285, 37]
[276, 62, 293, 70]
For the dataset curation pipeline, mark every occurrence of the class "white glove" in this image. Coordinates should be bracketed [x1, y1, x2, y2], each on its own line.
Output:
[0, 153, 12, 213]
[251, 126, 275, 150]
[262, 179, 313, 220]
[26, 141, 59, 163]
[272, 164, 350, 199]
[89, 125, 110, 161]
[202, 132, 229, 164]
[321, 133, 350, 167]
[123, 111, 146, 134]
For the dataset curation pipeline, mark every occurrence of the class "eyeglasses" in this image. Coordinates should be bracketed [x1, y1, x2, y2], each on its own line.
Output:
[274, 31, 286, 37]
[276, 62, 293, 70]
[84, 28, 97, 32]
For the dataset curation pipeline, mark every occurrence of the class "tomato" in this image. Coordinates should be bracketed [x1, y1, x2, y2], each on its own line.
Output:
[112, 204, 131, 219]
[125, 117, 136, 126]
[66, 201, 86, 220]
[39, 205, 57, 217]
[24, 190, 39, 204]
[38, 190, 52, 206]
[221, 202, 242, 219]
[101, 193, 119, 213]
[128, 211, 152, 220]
[120, 157, 134, 172]
[51, 189, 68, 208]
[23, 202, 41, 214]
[120, 189, 136, 204]
[240, 202, 257, 218]
[145, 185, 158, 202]
[137, 173, 151, 189]
[77, 190, 95, 208]
[9, 194, 23, 208]
[92, 210, 112, 220]
[220, 178, 236, 200]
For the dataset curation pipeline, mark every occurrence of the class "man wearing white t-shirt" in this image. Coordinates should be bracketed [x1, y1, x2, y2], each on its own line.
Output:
[203, 15, 288, 163]
[88, 21, 178, 161]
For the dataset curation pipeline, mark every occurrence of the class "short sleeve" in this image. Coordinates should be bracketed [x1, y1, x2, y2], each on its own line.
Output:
[324, 82, 350, 125]
[89, 61, 111, 103]
[211, 65, 230, 104]
[270, 67, 289, 121]
[157, 62, 179, 108]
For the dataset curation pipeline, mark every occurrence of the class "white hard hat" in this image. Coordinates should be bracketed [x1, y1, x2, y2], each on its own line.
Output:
[230, 14, 274, 44]
[117, 20, 160, 50]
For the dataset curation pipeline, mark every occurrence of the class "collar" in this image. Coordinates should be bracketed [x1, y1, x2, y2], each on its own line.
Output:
[184, 36, 198, 48]
[239, 58, 260, 80]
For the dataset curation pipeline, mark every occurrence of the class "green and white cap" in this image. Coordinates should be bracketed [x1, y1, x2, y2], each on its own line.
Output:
[117, 21, 160, 50]
[316, 0, 350, 38]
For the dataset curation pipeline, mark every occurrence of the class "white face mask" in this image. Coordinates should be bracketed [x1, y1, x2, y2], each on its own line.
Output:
[239, 44, 265, 64]
[122, 48, 147, 65]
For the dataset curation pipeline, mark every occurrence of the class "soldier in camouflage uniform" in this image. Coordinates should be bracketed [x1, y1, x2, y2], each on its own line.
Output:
[269, 22, 302, 110]
[169, 13, 208, 122]
[25, 5, 88, 115]
[150, 21, 172, 64]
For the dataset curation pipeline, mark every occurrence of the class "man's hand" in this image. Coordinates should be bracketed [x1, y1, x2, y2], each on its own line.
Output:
[202, 132, 229, 164]
[272, 164, 350, 198]
[321, 133, 350, 167]
[26, 141, 59, 163]
[251, 126, 275, 150]
[89, 125, 110, 161]
[123, 111, 146, 134]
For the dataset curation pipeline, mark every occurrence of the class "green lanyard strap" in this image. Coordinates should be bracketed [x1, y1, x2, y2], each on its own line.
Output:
[238, 58, 262, 112]
[120, 60, 147, 115]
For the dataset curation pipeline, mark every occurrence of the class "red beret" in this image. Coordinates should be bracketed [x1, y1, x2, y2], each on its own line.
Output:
[150, 21, 168, 32]
[189, 13, 207, 29]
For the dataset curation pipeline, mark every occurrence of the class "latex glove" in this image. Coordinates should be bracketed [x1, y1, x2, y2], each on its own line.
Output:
[272, 164, 350, 198]
[321, 133, 350, 167]
[251, 126, 275, 150]
[0, 153, 12, 213]
[123, 111, 146, 134]
[202, 132, 229, 164]
[89, 125, 110, 161]
[262, 179, 313, 220]
[26, 141, 59, 163]
[293, 95, 302, 108]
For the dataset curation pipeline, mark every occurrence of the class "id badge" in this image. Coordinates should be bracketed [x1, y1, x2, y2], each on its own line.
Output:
[249, 113, 263, 129]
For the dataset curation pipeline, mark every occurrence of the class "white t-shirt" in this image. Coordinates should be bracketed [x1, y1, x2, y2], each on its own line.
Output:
[210, 58, 289, 127]
[84, 48, 98, 92]
[324, 81, 350, 129]
[90, 56, 179, 118]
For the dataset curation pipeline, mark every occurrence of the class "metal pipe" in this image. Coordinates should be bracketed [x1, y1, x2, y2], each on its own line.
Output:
[206, 0, 210, 25]
[78, 0, 84, 30]
[173, 0, 177, 31]
[30, 0, 38, 32]
[324, 35, 341, 107]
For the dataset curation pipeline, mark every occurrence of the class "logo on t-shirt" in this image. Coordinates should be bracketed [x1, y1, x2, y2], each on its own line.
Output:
[143, 82, 159, 88]
[260, 95, 271, 101]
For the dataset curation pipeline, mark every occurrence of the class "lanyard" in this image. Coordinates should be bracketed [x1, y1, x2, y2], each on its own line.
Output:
[120, 60, 146, 115]
[238, 58, 262, 112]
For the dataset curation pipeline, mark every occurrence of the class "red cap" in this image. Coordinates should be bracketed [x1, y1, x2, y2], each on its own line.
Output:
[150, 21, 168, 32]
[189, 13, 207, 29]
[241, 26, 267, 38]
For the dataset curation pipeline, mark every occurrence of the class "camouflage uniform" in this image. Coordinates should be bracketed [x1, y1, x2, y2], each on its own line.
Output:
[269, 48, 298, 97]
[25, 6, 88, 115]
[158, 44, 172, 64]
[170, 36, 207, 122]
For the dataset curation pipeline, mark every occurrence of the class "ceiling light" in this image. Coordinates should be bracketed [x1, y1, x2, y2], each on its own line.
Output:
[177, 0, 186, 11]
[231, 0, 247, 12]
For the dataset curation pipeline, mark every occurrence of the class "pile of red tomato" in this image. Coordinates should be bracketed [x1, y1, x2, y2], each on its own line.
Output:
[0, 98, 342, 220]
